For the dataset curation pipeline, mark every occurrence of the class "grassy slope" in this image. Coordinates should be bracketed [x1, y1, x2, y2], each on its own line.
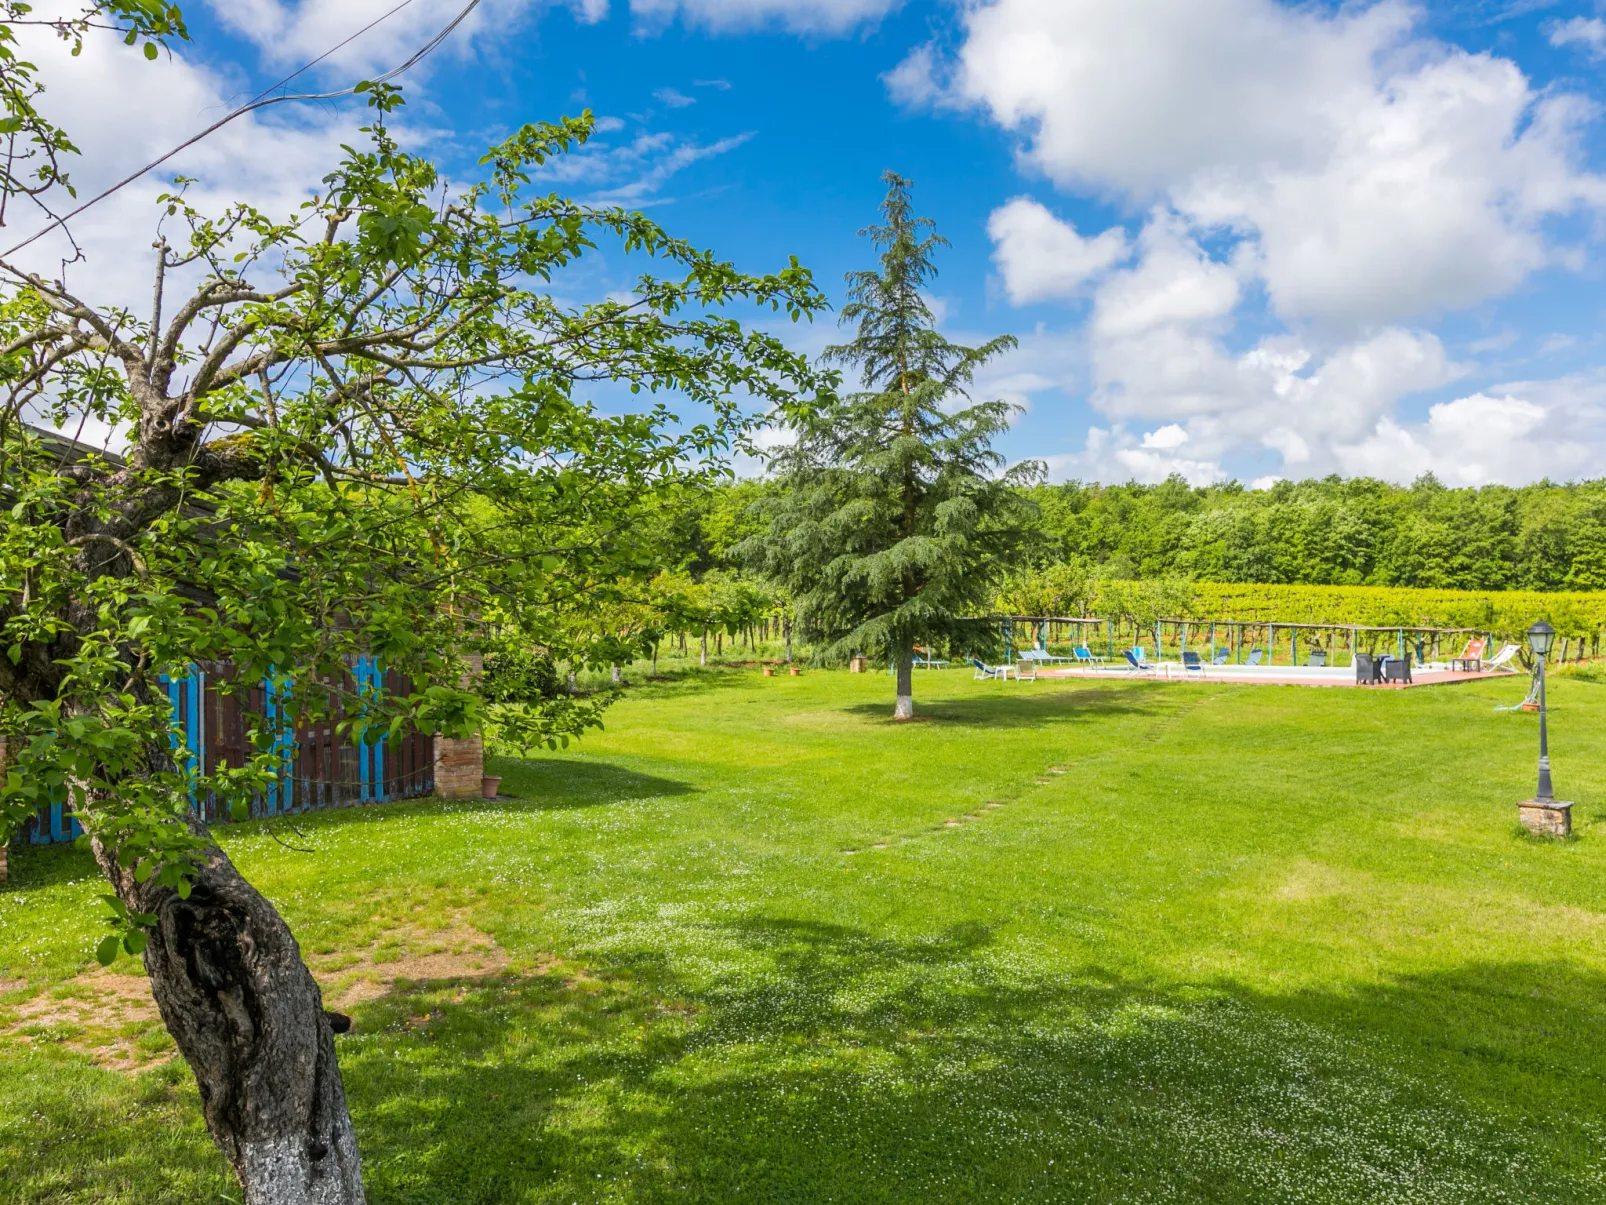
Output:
[2, 667, 1604, 1203]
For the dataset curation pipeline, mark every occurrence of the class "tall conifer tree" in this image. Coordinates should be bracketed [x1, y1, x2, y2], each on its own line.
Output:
[745, 172, 1040, 718]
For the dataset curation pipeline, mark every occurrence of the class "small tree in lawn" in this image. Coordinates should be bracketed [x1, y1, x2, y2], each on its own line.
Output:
[743, 172, 1040, 718]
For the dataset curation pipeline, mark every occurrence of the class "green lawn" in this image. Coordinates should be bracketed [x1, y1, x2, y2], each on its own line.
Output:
[3, 667, 1605, 1203]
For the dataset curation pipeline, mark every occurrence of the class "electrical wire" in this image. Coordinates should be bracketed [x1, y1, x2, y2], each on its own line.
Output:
[0, 0, 484, 262]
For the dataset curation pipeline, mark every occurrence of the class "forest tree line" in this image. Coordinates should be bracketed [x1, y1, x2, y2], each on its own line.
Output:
[662, 471, 1606, 595]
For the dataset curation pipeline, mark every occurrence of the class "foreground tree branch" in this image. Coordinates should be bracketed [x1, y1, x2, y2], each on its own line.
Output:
[0, 87, 827, 1204]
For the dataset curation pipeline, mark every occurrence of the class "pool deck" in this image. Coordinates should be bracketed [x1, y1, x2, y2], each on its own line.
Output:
[1029, 663, 1516, 689]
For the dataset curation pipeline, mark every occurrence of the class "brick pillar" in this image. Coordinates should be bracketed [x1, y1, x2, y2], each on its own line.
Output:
[433, 653, 485, 799]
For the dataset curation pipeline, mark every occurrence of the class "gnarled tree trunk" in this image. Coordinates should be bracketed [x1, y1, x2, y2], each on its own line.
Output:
[92, 807, 364, 1204]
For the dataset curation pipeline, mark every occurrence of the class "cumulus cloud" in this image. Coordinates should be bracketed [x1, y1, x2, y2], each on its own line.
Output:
[916, 0, 1606, 331]
[986, 197, 1127, 304]
[1549, 16, 1606, 60]
[1331, 374, 1606, 486]
[629, 0, 898, 34]
[895, 0, 1606, 484]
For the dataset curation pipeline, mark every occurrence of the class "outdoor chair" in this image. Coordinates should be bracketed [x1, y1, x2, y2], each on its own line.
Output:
[1484, 643, 1520, 672]
[1073, 646, 1106, 666]
[912, 645, 950, 669]
[1306, 651, 1327, 667]
[1182, 651, 1204, 672]
[1383, 656, 1413, 685]
[1211, 650, 1230, 665]
[1245, 649, 1264, 667]
[1122, 650, 1153, 673]
[971, 658, 1012, 681]
[1015, 658, 1039, 681]
[1449, 638, 1486, 673]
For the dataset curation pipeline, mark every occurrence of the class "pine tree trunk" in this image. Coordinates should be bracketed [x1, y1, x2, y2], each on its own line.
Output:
[893, 638, 914, 720]
[90, 799, 363, 1204]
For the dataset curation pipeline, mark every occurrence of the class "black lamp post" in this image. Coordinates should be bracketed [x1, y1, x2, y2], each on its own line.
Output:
[1527, 620, 1555, 801]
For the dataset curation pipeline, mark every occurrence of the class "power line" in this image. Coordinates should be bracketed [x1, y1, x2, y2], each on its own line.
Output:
[1, 0, 484, 262]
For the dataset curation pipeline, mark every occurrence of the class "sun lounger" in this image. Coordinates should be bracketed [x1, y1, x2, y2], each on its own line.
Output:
[971, 658, 1013, 681]
[1182, 651, 1204, 672]
[1072, 646, 1107, 666]
[1449, 638, 1486, 673]
[1211, 650, 1230, 665]
[1015, 658, 1039, 681]
[1122, 649, 1153, 672]
[912, 645, 950, 669]
[1245, 649, 1264, 667]
[1484, 643, 1520, 672]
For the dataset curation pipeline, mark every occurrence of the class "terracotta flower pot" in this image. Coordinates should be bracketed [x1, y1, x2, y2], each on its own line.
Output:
[788, 666, 800, 677]
[763, 667, 774, 677]
[481, 775, 502, 799]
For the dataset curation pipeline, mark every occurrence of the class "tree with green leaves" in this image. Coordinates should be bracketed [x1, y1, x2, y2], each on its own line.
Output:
[743, 172, 1039, 719]
[0, 82, 825, 1202]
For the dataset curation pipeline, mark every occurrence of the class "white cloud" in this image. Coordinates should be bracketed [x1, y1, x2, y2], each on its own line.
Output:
[1090, 213, 1239, 342]
[1331, 373, 1606, 486]
[1334, 394, 1551, 485]
[986, 197, 1127, 304]
[654, 87, 696, 108]
[1141, 423, 1188, 450]
[1009, 212, 1460, 481]
[629, 0, 898, 34]
[510, 121, 753, 204]
[1549, 16, 1606, 60]
[892, 0, 1606, 485]
[12, 26, 356, 314]
[1038, 425, 1225, 486]
[205, 0, 578, 74]
[908, 0, 1606, 331]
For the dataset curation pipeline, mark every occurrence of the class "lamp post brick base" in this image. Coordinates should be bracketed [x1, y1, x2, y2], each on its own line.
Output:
[1518, 798, 1572, 838]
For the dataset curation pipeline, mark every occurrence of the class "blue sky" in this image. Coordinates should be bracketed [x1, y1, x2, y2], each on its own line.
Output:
[29, 0, 1606, 486]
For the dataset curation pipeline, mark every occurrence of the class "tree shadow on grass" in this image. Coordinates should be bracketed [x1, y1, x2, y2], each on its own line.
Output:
[843, 686, 1161, 729]
[334, 916, 1606, 1205]
[1, 838, 100, 891]
[489, 757, 696, 809]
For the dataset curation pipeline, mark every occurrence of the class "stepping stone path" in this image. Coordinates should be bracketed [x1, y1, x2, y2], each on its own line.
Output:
[839, 763, 1073, 855]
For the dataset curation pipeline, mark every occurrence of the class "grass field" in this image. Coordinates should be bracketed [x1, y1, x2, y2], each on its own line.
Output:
[3, 666, 1605, 1203]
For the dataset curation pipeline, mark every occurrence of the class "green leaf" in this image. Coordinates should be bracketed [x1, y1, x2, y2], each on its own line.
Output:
[176, 878, 191, 900]
[95, 934, 121, 966]
[143, 41, 159, 60]
[123, 929, 148, 955]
